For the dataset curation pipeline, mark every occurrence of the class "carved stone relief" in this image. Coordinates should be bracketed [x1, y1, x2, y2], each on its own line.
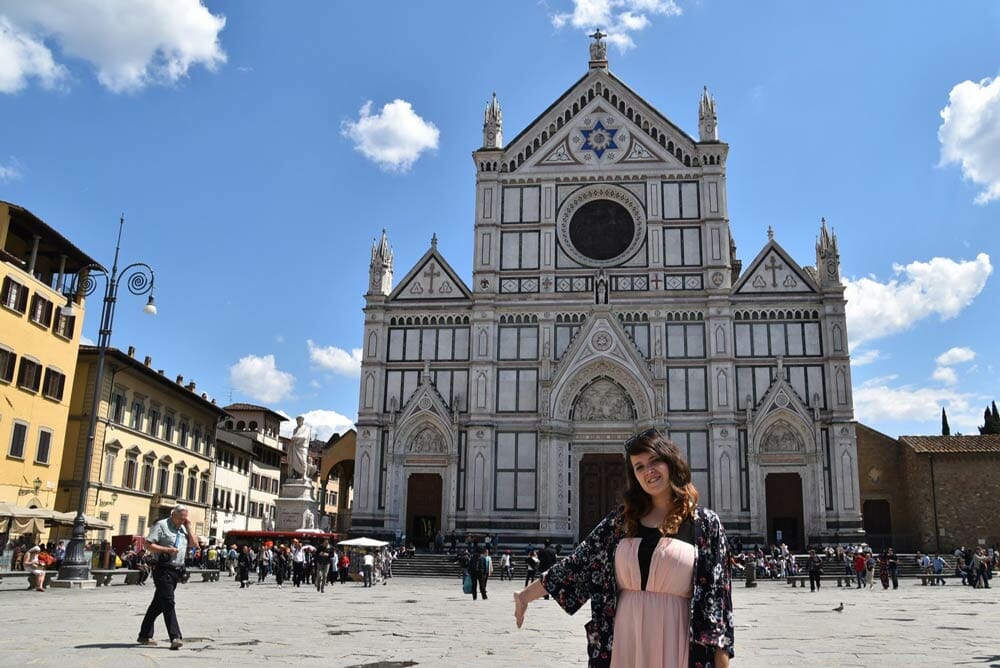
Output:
[572, 378, 636, 421]
[761, 420, 803, 453]
[410, 426, 446, 454]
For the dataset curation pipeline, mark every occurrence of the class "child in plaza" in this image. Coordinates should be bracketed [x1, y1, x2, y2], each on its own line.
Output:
[514, 429, 733, 667]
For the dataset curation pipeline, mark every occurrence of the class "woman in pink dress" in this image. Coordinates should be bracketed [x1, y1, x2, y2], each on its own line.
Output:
[514, 429, 734, 667]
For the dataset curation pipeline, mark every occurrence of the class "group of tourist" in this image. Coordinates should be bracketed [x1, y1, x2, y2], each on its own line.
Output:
[223, 539, 394, 590]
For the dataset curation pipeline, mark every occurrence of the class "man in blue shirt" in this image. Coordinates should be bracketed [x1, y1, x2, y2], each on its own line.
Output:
[138, 505, 191, 650]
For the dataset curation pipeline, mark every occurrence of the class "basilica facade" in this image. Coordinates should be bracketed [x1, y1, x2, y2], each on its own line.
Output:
[351, 38, 864, 549]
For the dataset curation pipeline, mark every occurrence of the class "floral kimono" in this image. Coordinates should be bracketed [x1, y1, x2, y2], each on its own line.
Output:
[541, 505, 734, 667]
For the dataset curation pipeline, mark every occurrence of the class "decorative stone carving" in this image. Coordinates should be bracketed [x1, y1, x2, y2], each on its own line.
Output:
[572, 378, 636, 421]
[761, 420, 803, 453]
[592, 331, 612, 351]
[410, 426, 446, 454]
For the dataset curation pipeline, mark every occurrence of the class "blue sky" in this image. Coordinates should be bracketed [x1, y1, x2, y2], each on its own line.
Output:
[2, 0, 999, 438]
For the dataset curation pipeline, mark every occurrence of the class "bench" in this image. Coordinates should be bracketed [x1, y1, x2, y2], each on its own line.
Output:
[0, 570, 57, 588]
[91, 569, 143, 586]
[180, 568, 220, 583]
[787, 574, 855, 588]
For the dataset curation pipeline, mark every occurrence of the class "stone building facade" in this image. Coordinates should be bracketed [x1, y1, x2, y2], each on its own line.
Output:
[352, 38, 864, 549]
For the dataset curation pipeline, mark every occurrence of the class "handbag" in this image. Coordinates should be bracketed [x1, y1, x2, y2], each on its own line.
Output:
[462, 572, 474, 594]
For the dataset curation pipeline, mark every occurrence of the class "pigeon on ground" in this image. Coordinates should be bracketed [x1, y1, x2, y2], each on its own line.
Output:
[832, 602, 844, 612]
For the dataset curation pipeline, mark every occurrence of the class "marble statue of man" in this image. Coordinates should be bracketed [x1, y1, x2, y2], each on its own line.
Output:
[288, 416, 312, 479]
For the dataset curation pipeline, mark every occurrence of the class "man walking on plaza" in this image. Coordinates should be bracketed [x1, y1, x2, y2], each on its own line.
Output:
[363, 551, 375, 587]
[537, 540, 557, 599]
[137, 505, 191, 650]
[806, 549, 823, 592]
[469, 547, 492, 600]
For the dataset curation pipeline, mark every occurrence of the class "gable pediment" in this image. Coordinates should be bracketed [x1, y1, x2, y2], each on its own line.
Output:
[390, 246, 471, 302]
[502, 70, 703, 174]
[733, 241, 818, 295]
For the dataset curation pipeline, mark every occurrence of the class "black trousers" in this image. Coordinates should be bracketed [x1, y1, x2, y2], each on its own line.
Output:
[809, 571, 821, 591]
[292, 562, 303, 586]
[139, 566, 182, 641]
[472, 574, 488, 600]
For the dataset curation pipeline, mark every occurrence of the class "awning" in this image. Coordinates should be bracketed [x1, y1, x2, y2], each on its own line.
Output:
[49, 512, 114, 530]
[337, 537, 389, 548]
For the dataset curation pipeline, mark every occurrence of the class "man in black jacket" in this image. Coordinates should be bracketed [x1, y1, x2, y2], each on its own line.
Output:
[537, 540, 558, 599]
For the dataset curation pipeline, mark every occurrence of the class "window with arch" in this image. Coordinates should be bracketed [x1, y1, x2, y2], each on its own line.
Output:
[163, 414, 175, 442]
[179, 422, 189, 448]
[122, 450, 139, 489]
[236, 420, 245, 431]
[172, 465, 185, 498]
[156, 460, 170, 494]
[186, 469, 198, 500]
[248, 421, 258, 431]
[103, 444, 120, 485]
[225, 420, 234, 430]
[140, 454, 155, 492]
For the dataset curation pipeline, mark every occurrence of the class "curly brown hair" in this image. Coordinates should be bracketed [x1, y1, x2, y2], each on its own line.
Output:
[622, 430, 699, 537]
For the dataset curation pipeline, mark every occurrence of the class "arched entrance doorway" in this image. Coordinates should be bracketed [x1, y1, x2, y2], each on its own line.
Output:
[765, 472, 804, 549]
[406, 473, 442, 549]
[572, 376, 636, 541]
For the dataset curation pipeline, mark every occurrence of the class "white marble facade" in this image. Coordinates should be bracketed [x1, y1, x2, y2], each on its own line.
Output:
[352, 40, 864, 548]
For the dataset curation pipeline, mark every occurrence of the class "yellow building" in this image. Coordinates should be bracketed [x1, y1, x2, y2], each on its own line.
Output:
[0, 201, 97, 534]
[55, 346, 227, 542]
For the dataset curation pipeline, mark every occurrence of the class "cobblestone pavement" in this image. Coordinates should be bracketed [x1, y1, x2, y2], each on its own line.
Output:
[0, 575, 996, 667]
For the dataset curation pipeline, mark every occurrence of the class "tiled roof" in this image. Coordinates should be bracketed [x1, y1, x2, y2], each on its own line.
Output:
[224, 403, 288, 422]
[899, 435, 1000, 454]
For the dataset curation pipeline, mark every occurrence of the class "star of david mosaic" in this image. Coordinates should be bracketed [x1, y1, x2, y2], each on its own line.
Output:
[580, 121, 618, 158]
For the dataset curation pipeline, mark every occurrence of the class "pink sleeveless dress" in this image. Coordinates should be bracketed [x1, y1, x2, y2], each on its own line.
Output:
[611, 535, 696, 668]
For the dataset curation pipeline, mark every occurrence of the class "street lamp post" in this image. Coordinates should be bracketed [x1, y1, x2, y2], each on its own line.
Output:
[56, 215, 157, 583]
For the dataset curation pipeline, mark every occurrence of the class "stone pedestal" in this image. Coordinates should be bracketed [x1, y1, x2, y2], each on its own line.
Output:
[274, 479, 319, 531]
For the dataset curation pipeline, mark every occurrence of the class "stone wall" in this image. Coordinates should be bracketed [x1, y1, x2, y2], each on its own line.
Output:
[901, 449, 1000, 553]
[856, 423, 916, 549]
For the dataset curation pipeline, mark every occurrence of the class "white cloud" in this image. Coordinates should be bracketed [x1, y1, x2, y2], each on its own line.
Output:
[0, 16, 67, 93]
[843, 253, 992, 347]
[1, 0, 226, 94]
[278, 409, 354, 442]
[551, 0, 682, 52]
[307, 339, 362, 378]
[939, 75, 1000, 204]
[931, 366, 958, 385]
[0, 157, 22, 182]
[79, 335, 94, 346]
[935, 346, 976, 366]
[850, 348, 881, 367]
[854, 377, 984, 433]
[341, 99, 439, 172]
[228, 354, 294, 404]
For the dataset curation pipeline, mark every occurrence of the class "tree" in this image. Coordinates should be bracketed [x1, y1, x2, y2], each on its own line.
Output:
[978, 402, 1000, 435]
[941, 408, 950, 436]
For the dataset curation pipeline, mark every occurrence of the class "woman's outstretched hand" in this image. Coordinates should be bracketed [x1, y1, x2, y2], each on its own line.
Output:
[514, 590, 527, 628]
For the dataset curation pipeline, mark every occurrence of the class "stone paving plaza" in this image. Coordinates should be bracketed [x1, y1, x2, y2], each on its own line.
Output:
[0, 575, 996, 667]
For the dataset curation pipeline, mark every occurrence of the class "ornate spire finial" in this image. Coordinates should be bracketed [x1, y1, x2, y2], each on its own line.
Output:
[767, 226, 774, 241]
[699, 85, 718, 142]
[482, 92, 503, 148]
[589, 29, 608, 68]
[431, 233, 438, 249]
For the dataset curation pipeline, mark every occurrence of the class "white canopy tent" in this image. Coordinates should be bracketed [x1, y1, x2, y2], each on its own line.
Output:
[336, 537, 389, 548]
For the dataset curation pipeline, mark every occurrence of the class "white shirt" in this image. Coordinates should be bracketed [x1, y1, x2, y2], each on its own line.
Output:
[293, 548, 305, 563]
[363, 554, 374, 567]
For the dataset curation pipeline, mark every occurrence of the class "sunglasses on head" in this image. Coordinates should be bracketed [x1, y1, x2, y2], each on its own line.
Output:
[624, 428, 662, 451]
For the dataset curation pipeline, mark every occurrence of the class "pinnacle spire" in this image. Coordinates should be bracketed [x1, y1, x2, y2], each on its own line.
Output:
[482, 92, 503, 149]
[699, 85, 719, 142]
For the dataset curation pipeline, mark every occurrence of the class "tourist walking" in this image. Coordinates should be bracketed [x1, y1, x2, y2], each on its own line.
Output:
[291, 542, 305, 587]
[315, 544, 331, 593]
[236, 545, 253, 588]
[878, 551, 890, 589]
[853, 551, 866, 589]
[865, 552, 876, 590]
[514, 430, 734, 667]
[274, 546, 287, 588]
[932, 553, 947, 585]
[137, 505, 191, 650]
[524, 550, 539, 586]
[887, 548, 899, 589]
[363, 551, 375, 587]
[338, 552, 350, 584]
[468, 547, 492, 600]
[499, 550, 512, 581]
[806, 549, 823, 592]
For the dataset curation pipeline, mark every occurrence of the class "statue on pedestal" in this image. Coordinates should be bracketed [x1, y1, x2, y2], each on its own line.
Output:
[288, 416, 313, 480]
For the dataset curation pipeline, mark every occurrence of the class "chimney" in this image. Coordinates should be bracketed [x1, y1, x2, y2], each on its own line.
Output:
[158, 369, 165, 375]
[211, 398, 217, 405]
[201, 393, 208, 399]
[176, 374, 184, 385]
[127, 345, 135, 357]
[144, 356, 152, 367]
[187, 381, 196, 391]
